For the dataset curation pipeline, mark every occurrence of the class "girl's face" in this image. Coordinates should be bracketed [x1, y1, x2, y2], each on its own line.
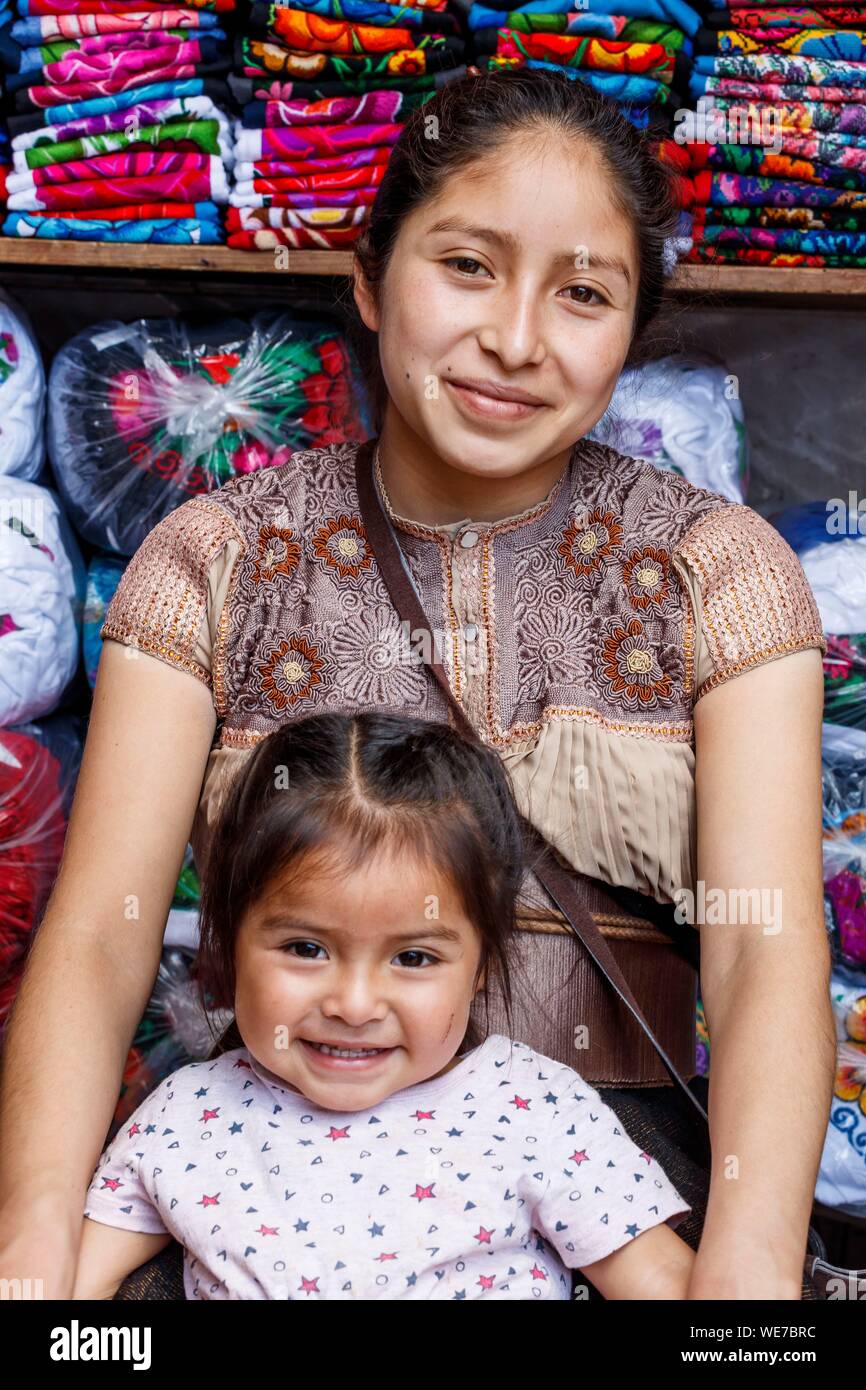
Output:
[354, 129, 639, 480]
[233, 844, 488, 1112]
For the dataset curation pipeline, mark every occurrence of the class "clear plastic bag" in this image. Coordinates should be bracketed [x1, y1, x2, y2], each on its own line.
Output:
[815, 961, 866, 1211]
[822, 724, 866, 968]
[589, 351, 748, 503]
[48, 310, 374, 555]
[0, 715, 86, 1043]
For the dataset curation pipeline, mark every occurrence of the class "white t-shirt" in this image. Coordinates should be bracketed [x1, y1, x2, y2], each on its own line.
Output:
[85, 1033, 691, 1300]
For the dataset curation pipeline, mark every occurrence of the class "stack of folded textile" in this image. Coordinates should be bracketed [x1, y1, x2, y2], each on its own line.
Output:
[466, 0, 700, 132]
[226, 0, 467, 250]
[664, 0, 866, 266]
[0, 0, 236, 244]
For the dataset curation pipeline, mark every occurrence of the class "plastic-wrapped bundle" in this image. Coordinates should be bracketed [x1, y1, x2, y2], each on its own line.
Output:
[0, 715, 85, 1044]
[0, 294, 46, 482]
[824, 635, 866, 731]
[0, 475, 85, 725]
[823, 723, 866, 969]
[110, 945, 232, 1139]
[82, 551, 125, 690]
[47, 310, 374, 555]
[772, 500, 866, 638]
[589, 352, 748, 503]
[815, 961, 866, 1212]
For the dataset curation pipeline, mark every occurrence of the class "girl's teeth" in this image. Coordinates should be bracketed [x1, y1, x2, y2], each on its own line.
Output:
[312, 1042, 384, 1057]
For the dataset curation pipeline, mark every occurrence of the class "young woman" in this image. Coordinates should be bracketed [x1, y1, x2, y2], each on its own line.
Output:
[0, 68, 834, 1301]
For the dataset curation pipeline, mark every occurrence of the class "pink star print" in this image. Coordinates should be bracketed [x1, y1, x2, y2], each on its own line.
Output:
[198, 1193, 220, 1208]
[569, 1149, 589, 1165]
[201, 1108, 220, 1123]
[478, 1275, 496, 1290]
[530, 1264, 548, 1280]
[510, 1095, 530, 1110]
[127, 1123, 141, 1138]
[299, 1276, 320, 1295]
[326, 1125, 351, 1141]
[411, 1183, 435, 1201]
[639, 1151, 653, 1163]
[100, 1176, 123, 1191]
[474, 1226, 495, 1245]
[234, 1058, 253, 1072]
[375, 1253, 398, 1262]
[412, 1109, 435, 1120]
[257, 1225, 278, 1236]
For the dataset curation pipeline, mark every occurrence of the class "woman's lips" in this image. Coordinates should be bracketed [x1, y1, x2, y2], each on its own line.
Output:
[300, 1038, 395, 1070]
[445, 378, 543, 421]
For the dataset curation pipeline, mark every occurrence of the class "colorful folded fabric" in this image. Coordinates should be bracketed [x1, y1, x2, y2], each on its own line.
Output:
[7, 158, 229, 209]
[225, 202, 370, 246]
[702, 92, 866, 132]
[11, 94, 228, 149]
[11, 11, 222, 42]
[2, 209, 223, 238]
[232, 118, 401, 158]
[13, 116, 231, 170]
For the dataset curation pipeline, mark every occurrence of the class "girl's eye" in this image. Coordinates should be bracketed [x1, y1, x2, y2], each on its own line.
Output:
[563, 284, 608, 307]
[279, 941, 326, 960]
[393, 949, 438, 969]
[444, 255, 490, 278]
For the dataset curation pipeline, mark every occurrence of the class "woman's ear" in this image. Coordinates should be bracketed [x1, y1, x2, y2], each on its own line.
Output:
[352, 261, 380, 335]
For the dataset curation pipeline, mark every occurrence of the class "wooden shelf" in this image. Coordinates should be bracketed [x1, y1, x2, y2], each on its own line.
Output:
[1, 239, 866, 298]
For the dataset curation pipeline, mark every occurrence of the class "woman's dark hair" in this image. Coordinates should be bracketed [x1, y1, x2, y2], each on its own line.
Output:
[197, 711, 524, 1060]
[340, 67, 682, 434]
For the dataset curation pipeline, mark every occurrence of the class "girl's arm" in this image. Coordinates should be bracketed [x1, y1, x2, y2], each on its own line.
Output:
[579, 1225, 696, 1300]
[689, 647, 835, 1299]
[0, 640, 217, 1299]
[72, 1219, 174, 1301]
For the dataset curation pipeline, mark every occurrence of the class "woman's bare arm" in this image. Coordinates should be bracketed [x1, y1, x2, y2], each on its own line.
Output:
[0, 639, 216, 1299]
[688, 647, 836, 1299]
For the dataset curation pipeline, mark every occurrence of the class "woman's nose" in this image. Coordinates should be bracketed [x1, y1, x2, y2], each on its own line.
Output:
[478, 286, 546, 367]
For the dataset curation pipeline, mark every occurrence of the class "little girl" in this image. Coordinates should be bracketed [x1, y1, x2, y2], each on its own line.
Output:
[74, 711, 695, 1301]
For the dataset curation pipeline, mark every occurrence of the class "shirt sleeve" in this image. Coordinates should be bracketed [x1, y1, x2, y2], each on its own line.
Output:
[99, 496, 240, 692]
[675, 504, 827, 703]
[532, 1069, 692, 1271]
[83, 1080, 173, 1236]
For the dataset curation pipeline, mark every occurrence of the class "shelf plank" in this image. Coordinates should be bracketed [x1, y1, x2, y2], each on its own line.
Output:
[0, 239, 865, 296]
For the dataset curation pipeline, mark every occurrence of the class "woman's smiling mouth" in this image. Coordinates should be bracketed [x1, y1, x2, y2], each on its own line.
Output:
[445, 377, 546, 421]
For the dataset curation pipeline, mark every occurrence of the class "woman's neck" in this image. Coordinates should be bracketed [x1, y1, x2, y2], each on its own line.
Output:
[376, 421, 575, 527]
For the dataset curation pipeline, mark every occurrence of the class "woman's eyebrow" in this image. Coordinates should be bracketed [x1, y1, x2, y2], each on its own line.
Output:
[426, 217, 631, 284]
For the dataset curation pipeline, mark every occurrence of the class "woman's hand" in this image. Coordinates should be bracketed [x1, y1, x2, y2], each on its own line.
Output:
[0, 1197, 80, 1301]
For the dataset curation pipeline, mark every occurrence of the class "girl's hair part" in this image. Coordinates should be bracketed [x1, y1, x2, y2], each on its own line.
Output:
[196, 711, 525, 1060]
[339, 67, 683, 434]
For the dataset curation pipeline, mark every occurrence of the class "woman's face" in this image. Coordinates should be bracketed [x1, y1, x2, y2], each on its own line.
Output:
[354, 130, 640, 480]
[233, 844, 487, 1112]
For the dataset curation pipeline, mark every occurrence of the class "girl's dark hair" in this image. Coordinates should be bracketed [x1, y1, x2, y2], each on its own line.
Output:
[340, 67, 682, 434]
[197, 711, 524, 1060]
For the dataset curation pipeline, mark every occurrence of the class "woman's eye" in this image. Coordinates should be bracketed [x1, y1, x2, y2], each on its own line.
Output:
[563, 284, 607, 307]
[444, 256, 490, 277]
[394, 949, 437, 969]
[279, 941, 326, 960]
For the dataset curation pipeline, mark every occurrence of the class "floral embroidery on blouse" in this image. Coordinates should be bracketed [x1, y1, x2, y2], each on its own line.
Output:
[310, 515, 374, 581]
[255, 633, 326, 711]
[251, 525, 302, 586]
[557, 509, 624, 582]
[597, 616, 681, 710]
[622, 546, 677, 615]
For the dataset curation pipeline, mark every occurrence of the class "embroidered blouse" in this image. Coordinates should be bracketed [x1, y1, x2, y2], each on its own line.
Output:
[100, 436, 826, 913]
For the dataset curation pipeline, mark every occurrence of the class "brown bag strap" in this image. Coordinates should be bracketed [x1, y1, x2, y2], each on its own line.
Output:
[354, 436, 709, 1131]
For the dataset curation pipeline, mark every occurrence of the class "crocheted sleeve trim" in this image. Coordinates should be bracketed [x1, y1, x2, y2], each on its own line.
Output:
[99, 497, 241, 692]
[674, 504, 827, 703]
